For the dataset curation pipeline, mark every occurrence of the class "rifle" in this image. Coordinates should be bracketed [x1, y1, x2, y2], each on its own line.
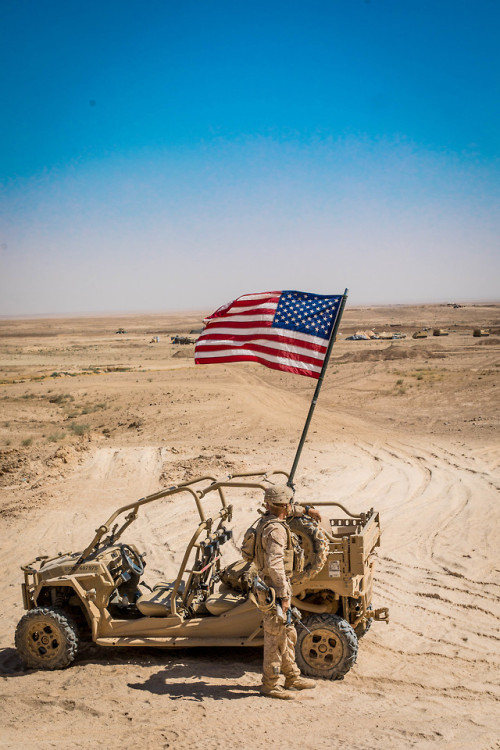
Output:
[252, 576, 311, 633]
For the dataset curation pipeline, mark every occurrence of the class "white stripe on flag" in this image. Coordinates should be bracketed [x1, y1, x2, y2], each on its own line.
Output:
[197, 325, 328, 349]
[195, 338, 326, 361]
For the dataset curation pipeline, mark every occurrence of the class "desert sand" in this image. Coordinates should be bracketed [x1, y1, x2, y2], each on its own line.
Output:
[0, 302, 499, 750]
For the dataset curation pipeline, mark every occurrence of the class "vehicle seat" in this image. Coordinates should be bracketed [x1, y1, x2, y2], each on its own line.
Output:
[136, 580, 184, 617]
[204, 588, 246, 615]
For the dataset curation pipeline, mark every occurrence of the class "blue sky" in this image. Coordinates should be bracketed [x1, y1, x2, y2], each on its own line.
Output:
[1, 0, 498, 315]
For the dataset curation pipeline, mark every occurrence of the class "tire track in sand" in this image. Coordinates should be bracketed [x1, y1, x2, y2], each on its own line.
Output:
[308, 436, 500, 704]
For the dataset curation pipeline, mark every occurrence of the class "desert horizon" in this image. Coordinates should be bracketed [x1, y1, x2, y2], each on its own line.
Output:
[1, 297, 499, 322]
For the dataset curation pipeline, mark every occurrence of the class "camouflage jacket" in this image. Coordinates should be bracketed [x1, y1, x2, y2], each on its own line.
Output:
[258, 504, 304, 599]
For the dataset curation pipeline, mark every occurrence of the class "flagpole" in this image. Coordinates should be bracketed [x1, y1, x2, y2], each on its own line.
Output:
[287, 288, 349, 488]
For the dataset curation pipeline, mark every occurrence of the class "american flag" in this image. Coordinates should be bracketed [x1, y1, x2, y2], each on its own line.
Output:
[194, 290, 343, 379]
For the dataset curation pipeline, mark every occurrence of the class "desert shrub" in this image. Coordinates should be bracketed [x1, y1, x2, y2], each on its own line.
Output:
[69, 423, 89, 435]
[48, 432, 65, 442]
[22, 438, 33, 446]
[49, 393, 74, 404]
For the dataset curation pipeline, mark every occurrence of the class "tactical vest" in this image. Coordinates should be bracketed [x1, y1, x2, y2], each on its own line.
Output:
[241, 516, 304, 576]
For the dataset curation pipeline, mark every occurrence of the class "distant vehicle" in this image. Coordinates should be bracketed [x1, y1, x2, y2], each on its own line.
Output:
[433, 329, 449, 336]
[473, 329, 489, 337]
[412, 331, 428, 339]
[115, 328, 127, 334]
[171, 336, 195, 345]
[379, 332, 407, 340]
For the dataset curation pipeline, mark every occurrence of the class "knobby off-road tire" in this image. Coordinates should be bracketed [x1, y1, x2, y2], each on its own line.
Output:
[288, 515, 328, 584]
[295, 613, 358, 680]
[15, 606, 79, 670]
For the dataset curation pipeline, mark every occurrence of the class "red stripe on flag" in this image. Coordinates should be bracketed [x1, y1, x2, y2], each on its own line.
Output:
[203, 319, 274, 330]
[229, 295, 280, 308]
[194, 354, 320, 379]
[207, 294, 280, 319]
[195, 342, 325, 368]
[220, 307, 278, 317]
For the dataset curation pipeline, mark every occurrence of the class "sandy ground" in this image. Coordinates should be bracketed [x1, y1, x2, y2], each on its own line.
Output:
[0, 303, 499, 750]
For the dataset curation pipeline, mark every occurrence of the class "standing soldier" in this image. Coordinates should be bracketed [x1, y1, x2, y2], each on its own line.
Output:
[255, 484, 321, 699]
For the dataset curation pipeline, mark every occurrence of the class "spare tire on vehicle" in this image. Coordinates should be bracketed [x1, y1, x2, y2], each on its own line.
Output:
[288, 515, 329, 584]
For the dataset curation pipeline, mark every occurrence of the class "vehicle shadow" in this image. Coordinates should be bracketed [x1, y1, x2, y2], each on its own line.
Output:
[78, 644, 262, 675]
[0, 644, 262, 681]
[0, 647, 24, 676]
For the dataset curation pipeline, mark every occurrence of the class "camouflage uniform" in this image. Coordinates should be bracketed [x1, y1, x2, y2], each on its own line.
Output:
[259, 516, 301, 691]
[256, 485, 315, 697]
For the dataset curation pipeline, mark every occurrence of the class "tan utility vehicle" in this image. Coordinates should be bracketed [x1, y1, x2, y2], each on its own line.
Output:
[16, 470, 389, 680]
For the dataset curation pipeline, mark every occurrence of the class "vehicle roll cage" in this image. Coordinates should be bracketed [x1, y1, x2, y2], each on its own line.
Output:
[79, 469, 291, 562]
[77, 468, 365, 619]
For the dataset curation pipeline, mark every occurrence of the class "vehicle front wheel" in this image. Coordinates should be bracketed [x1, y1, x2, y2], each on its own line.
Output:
[15, 607, 79, 670]
[295, 613, 358, 680]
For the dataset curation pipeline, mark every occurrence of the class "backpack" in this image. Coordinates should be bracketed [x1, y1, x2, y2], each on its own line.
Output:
[241, 519, 260, 563]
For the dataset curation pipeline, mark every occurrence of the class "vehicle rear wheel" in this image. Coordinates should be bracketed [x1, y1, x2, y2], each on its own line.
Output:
[295, 613, 358, 680]
[15, 607, 79, 670]
[288, 516, 328, 584]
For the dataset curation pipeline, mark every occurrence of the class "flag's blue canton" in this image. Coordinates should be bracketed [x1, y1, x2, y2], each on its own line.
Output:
[272, 291, 341, 341]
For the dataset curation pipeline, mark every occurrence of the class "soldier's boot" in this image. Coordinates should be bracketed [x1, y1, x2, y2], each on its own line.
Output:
[260, 685, 296, 700]
[283, 676, 316, 691]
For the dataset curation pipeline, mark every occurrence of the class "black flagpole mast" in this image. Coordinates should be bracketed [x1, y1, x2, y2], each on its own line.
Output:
[287, 288, 349, 488]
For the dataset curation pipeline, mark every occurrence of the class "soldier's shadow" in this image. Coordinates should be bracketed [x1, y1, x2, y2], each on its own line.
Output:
[128, 667, 259, 701]
[128, 648, 262, 700]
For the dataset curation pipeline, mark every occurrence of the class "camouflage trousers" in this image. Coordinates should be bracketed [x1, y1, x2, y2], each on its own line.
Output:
[261, 610, 301, 690]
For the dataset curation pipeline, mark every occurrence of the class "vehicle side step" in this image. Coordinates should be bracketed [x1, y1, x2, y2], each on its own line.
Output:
[96, 636, 264, 648]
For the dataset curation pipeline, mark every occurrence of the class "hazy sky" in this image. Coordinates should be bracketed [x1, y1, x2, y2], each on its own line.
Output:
[1, 0, 498, 315]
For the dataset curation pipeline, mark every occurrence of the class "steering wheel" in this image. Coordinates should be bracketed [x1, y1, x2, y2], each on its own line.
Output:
[120, 545, 144, 576]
